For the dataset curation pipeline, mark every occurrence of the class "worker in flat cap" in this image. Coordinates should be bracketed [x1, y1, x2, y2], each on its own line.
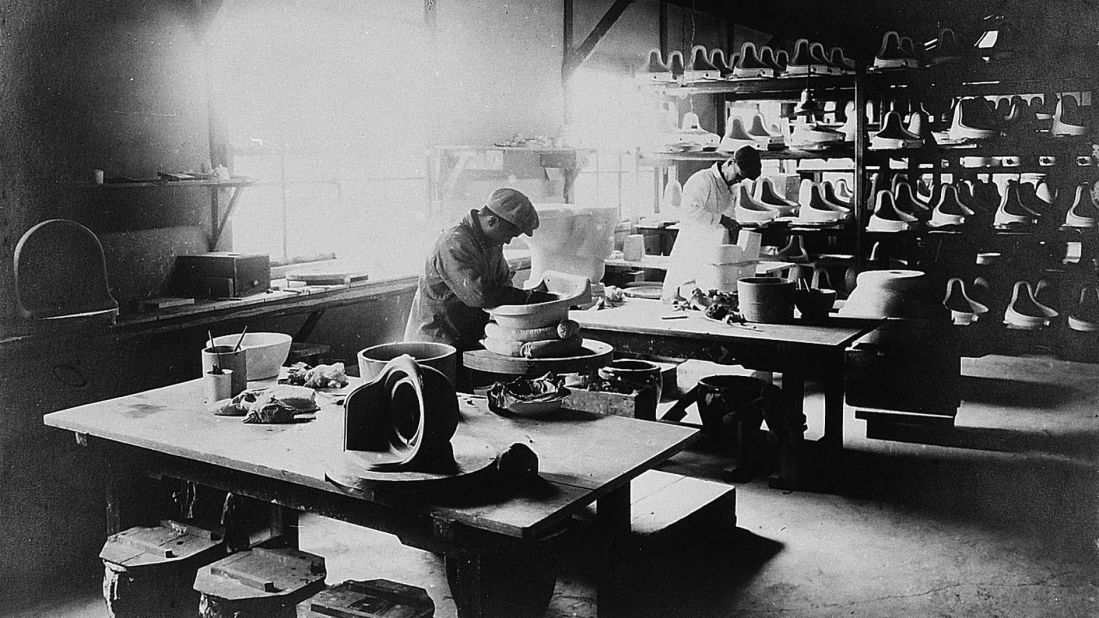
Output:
[405, 187, 541, 354]
[662, 146, 762, 300]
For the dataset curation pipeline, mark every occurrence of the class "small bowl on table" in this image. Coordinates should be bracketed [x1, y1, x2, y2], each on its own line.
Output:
[794, 288, 838, 323]
[212, 332, 292, 380]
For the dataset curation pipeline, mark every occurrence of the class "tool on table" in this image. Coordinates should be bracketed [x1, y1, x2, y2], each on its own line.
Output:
[233, 326, 248, 352]
[208, 330, 223, 373]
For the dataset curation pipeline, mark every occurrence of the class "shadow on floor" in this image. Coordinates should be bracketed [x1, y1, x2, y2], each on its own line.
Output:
[557, 515, 784, 618]
[960, 375, 1080, 408]
[837, 446, 1098, 562]
[880, 424, 1099, 459]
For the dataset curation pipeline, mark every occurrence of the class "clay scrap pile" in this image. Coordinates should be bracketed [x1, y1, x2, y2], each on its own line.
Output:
[482, 271, 593, 358]
[210, 384, 319, 424]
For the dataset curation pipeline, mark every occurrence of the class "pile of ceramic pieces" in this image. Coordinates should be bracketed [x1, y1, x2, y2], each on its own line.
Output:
[636, 40, 854, 84]
[482, 272, 592, 359]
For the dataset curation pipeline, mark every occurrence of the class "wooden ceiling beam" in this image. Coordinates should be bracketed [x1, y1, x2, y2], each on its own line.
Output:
[562, 0, 636, 82]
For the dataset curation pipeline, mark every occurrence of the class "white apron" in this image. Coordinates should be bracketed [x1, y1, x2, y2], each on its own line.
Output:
[661, 164, 738, 299]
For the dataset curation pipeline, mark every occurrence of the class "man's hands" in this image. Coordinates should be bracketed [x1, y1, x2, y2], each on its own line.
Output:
[719, 214, 740, 232]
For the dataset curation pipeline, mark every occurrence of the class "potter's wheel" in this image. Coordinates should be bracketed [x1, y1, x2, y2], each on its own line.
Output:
[326, 434, 497, 493]
[463, 339, 613, 376]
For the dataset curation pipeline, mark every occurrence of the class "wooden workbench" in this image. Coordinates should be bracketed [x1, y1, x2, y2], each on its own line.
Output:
[44, 378, 699, 617]
[572, 298, 879, 488]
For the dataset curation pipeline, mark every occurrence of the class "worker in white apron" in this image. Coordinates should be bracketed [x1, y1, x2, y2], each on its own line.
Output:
[662, 146, 762, 300]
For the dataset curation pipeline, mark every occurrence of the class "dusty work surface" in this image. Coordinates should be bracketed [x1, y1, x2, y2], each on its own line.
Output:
[18, 354, 1099, 617]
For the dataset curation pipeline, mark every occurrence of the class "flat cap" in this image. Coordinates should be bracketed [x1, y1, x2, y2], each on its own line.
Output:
[486, 188, 539, 236]
[733, 145, 761, 167]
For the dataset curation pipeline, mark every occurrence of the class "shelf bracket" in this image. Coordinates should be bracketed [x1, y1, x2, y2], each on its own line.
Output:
[209, 184, 246, 251]
[562, 0, 634, 83]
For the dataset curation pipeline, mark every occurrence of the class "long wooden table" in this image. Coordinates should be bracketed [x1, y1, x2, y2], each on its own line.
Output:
[43, 378, 698, 617]
[573, 298, 880, 487]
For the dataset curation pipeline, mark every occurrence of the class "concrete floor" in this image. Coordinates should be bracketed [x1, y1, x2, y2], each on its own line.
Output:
[5, 354, 1097, 617]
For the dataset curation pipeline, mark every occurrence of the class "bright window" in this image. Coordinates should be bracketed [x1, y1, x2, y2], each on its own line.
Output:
[206, 1, 436, 276]
[565, 67, 659, 220]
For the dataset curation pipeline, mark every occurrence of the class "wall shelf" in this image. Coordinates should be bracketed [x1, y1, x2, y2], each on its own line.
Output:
[426, 146, 594, 210]
[639, 50, 1096, 276]
[84, 176, 255, 250]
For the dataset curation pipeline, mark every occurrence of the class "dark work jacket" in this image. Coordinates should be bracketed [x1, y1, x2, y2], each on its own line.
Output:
[404, 211, 522, 351]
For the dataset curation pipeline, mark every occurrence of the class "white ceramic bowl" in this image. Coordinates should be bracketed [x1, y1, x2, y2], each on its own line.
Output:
[211, 332, 292, 380]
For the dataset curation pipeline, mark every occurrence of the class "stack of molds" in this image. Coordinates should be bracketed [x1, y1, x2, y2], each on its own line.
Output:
[695, 231, 762, 293]
[483, 272, 592, 358]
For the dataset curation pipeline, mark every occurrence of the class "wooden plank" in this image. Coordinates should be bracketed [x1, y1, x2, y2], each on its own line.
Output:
[562, 0, 635, 81]
[628, 474, 735, 536]
[574, 470, 736, 537]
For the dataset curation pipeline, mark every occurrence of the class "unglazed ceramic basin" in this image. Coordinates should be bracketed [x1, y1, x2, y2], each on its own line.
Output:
[491, 271, 592, 329]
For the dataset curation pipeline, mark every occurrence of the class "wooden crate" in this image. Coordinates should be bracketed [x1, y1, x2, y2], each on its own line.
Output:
[563, 387, 653, 421]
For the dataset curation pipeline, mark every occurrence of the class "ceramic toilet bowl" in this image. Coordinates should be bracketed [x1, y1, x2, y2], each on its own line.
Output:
[526, 204, 619, 283]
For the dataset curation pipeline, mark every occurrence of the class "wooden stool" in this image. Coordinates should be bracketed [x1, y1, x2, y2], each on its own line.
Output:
[302, 579, 435, 618]
[575, 470, 736, 540]
[100, 520, 224, 618]
[194, 547, 326, 618]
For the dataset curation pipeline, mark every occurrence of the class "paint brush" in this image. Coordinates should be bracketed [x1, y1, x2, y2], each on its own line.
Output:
[208, 330, 224, 374]
[234, 325, 249, 352]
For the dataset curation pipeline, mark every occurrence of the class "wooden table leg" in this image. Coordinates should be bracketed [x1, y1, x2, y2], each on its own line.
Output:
[596, 484, 632, 618]
[102, 445, 167, 534]
[770, 369, 806, 490]
[444, 542, 558, 618]
[822, 360, 845, 454]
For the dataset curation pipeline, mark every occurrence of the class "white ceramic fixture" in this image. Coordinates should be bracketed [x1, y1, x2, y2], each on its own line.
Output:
[526, 204, 619, 284]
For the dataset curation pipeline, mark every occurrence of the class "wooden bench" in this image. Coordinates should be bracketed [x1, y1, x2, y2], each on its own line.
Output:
[575, 469, 736, 539]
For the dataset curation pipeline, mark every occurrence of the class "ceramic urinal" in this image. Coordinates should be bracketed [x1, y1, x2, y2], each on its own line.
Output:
[526, 204, 620, 284]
